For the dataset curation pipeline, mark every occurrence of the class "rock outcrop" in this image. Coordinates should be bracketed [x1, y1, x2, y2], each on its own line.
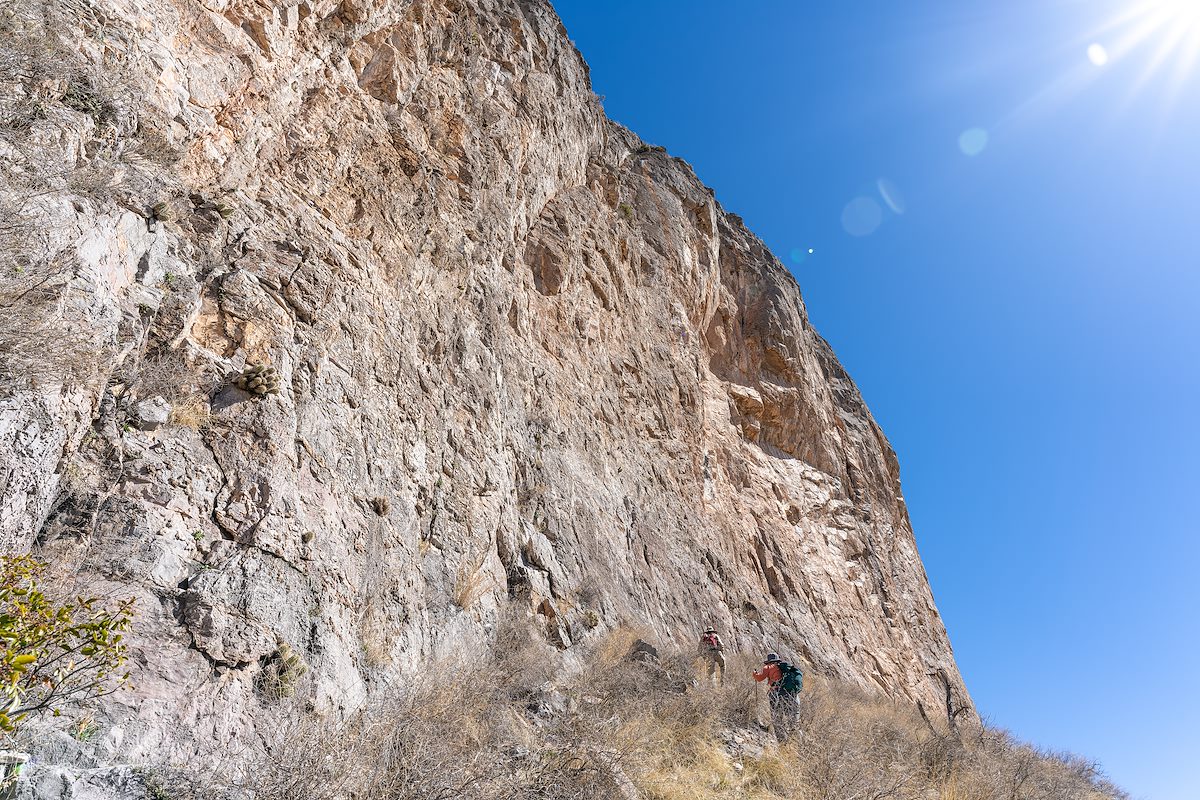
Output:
[0, 0, 969, 779]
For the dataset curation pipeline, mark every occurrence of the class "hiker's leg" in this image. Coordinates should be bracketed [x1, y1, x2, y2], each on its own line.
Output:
[777, 695, 793, 739]
[768, 691, 782, 736]
[781, 693, 798, 733]
[715, 652, 726, 684]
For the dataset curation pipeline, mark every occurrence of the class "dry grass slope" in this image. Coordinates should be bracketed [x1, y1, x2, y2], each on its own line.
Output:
[175, 618, 1125, 800]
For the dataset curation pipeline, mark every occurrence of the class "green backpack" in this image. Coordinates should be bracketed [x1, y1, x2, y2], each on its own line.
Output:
[777, 661, 803, 694]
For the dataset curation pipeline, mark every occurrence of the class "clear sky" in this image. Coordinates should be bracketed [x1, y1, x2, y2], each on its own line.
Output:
[553, 2, 1200, 798]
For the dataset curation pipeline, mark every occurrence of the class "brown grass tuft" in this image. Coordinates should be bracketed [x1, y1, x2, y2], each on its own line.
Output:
[453, 556, 498, 609]
[167, 394, 213, 431]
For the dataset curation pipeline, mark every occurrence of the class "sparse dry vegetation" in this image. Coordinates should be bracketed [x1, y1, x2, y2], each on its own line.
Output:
[167, 394, 214, 431]
[130, 351, 219, 430]
[0, 1, 174, 389]
[454, 555, 499, 609]
[216, 617, 1125, 800]
[0, 194, 106, 388]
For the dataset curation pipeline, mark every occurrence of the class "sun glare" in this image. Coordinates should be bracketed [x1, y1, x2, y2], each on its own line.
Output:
[1092, 0, 1200, 79]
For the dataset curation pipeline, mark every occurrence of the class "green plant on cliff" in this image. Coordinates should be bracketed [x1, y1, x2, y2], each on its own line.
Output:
[0, 556, 134, 737]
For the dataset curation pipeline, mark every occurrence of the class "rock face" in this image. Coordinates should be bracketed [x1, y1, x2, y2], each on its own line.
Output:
[0, 0, 969, 778]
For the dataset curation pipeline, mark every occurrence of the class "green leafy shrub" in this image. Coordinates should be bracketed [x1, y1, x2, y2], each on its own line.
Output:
[0, 556, 134, 736]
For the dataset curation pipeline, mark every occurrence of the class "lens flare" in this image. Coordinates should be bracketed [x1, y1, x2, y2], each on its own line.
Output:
[877, 178, 906, 214]
[1087, 0, 1200, 102]
[841, 197, 883, 237]
[958, 128, 989, 156]
[1088, 43, 1110, 66]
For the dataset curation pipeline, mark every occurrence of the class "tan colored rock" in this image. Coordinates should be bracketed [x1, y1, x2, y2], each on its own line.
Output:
[0, 0, 970, 778]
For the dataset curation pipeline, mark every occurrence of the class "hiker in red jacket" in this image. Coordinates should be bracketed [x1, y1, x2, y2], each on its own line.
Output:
[696, 626, 726, 685]
[753, 652, 802, 737]
[752, 654, 782, 687]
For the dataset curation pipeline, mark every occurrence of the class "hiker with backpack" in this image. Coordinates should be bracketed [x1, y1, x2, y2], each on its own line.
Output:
[753, 652, 802, 737]
[696, 626, 726, 685]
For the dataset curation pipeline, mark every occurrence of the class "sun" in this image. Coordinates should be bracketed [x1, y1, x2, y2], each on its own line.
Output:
[1088, 0, 1200, 82]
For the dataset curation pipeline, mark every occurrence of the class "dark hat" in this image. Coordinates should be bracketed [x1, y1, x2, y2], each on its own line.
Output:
[765, 652, 780, 663]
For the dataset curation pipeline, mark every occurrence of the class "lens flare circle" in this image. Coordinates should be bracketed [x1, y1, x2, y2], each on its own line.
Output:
[958, 128, 989, 156]
[1088, 43, 1110, 66]
[841, 197, 883, 237]
[788, 247, 817, 264]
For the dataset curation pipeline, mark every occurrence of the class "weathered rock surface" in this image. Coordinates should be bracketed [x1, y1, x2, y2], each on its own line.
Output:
[0, 0, 969, 780]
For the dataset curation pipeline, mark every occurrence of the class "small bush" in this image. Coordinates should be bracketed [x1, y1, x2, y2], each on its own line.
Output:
[0, 556, 134, 739]
[71, 713, 100, 742]
[453, 556, 497, 610]
[257, 641, 308, 701]
[131, 351, 219, 430]
[60, 77, 117, 127]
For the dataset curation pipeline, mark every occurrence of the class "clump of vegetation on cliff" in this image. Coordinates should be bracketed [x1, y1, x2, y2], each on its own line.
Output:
[216, 618, 1124, 800]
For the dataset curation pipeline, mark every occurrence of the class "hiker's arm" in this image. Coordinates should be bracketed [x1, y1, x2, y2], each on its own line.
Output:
[752, 668, 767, 682]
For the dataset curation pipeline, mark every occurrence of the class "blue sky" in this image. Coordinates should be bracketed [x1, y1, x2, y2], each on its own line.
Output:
[553, 2, 1200, 798]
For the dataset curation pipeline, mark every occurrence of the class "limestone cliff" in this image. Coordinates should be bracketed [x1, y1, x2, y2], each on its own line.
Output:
[0, 0, 969, 777]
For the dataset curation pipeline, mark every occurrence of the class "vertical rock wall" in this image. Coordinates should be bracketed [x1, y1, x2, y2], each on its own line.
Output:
[0, 0, 969, 771]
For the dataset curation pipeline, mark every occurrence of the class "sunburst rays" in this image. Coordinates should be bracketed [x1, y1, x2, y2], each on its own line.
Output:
[1087, 0, 1200, 105]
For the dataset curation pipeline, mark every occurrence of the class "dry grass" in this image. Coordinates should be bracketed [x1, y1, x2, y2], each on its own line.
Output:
[0, 193, 107, 387]
[167, 394, 213, 431]
[453, 554, 498, 609]
[212, 619, 1125, 800]
[129, 350, 221, 431]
